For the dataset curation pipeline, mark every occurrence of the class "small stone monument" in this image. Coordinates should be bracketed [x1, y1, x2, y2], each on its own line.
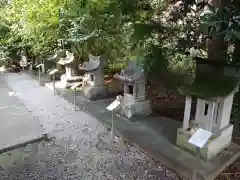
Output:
[176, 57, 239, 160]
[45, 51, 65, 80]
[44, 52, 58, 72]
[20, 55, 31, 70]
[114, 61, 152, 118]
[79, 54, 108, 100]
[58, 51, 82, 88]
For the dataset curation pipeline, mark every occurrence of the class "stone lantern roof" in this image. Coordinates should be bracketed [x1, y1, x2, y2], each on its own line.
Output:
[43, 52, 58, 61]
[114, 61, 144, 83]
[78, 54, 100, 73]
[58, 51, 74, 66]
[178, 57, 239, 101]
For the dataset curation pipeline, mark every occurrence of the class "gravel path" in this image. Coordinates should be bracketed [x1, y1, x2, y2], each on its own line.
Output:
[0, 73, 184, 180]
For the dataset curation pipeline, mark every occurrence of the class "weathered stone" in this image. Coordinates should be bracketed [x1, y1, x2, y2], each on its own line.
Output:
[176, 125, 233, 160]
[79, 54, 108, 100]
[20, 56, 31, 70]
[58, 51, 83, 88]
[177, 57, 239, 160]
[44, 51, 65, 80]
[114, 61, 152, 118]
[83, 84, 108, 101]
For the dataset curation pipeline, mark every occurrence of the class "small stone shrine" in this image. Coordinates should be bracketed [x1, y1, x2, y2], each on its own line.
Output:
[114, 61, 152, 118]
[58, 51, 82, 88]
[45, 51, 65, 80]
[78, 54, 108, 100]
[44, 52, 58, 72]
[20, 55, 31, 70]
[176, 57, 239, 160]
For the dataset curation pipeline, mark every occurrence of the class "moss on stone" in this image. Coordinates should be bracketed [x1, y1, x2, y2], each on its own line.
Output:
[176, 132, 208, 160]
[178, 75, 239, 101]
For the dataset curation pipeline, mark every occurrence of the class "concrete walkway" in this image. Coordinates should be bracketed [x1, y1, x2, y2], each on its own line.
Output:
[0, 77, 45, 153]
[0, 72, 183, 180]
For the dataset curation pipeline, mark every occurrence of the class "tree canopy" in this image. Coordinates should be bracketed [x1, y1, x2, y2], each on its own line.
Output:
[0, 0, 240, 75]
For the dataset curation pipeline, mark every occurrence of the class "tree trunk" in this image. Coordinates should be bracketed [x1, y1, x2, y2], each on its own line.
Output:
[207, 0, 230, 62]
[207, 38, 228, 62]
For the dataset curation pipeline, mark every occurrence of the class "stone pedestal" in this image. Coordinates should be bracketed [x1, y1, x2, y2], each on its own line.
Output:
[60, 75, 83, 88]
[60, 67, 82, 88]
[82, 70, 108, 100]
[117, 94, 152, 118]
[177, 83, 238, 160]
[83, 84, 108, 101]
[176, 123, 233, 160]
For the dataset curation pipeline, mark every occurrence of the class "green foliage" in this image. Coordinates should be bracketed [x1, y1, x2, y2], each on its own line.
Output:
[0, 0, 240, 125]
[61, 0, 130, 66]
[0, 46, 9, 66]
[199, 0, 240, 43]
[0, 0, 64, 56]
[0, 22, 10, 40]
[0, 0, 196, 77]
[0, 0, 239, 80]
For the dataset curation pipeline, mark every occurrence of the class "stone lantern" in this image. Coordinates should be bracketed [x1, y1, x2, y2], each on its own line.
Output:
[176, 57, 239, 160]
[44, 51, 65, 80]
[20, 55, 31, 70]
[57, 51, 82, 88]
[114, 61, 152, 118]
[79, 54, 108, 100]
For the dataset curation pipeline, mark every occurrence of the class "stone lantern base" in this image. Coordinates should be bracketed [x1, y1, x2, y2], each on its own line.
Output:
[117, 97, 152, 119]
[60, 75, 83, 88]
[176, 123, 233, 161]
[82, 84, 109, 101]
